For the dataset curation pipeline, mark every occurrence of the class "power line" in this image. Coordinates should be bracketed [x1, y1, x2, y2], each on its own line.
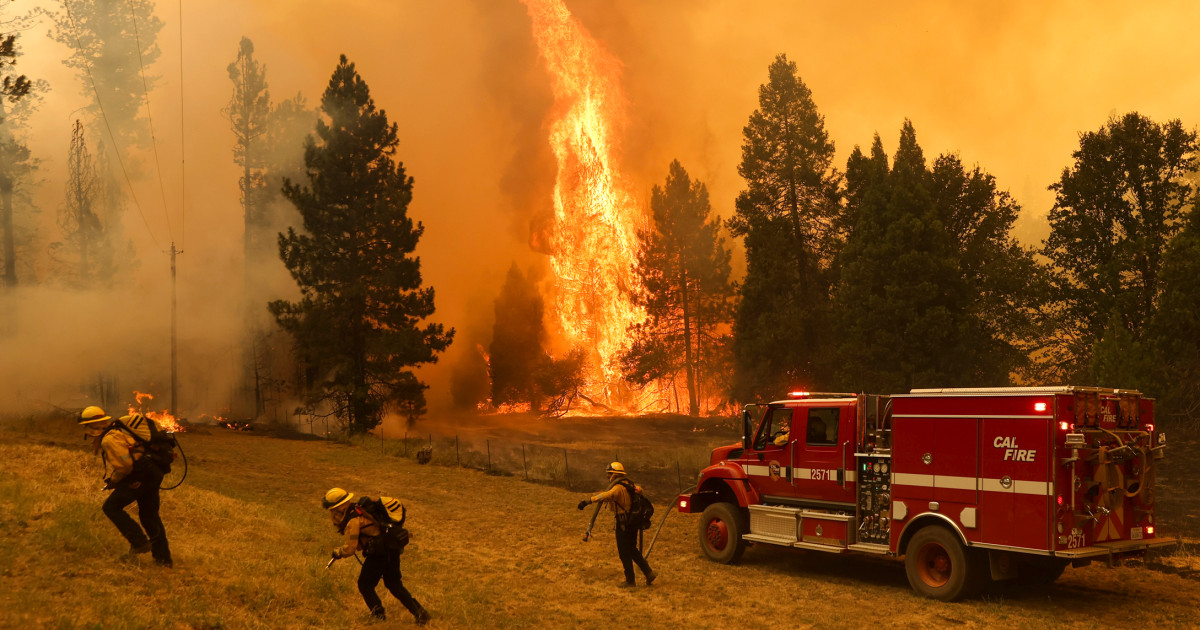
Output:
[177, 0, 186, 250]
[62, 0, 162, 250]
[127, 0, 174, 243]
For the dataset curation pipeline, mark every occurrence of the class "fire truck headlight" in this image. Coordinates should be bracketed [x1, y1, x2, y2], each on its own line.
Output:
[1146, 525, 1155, 536]
[680, 499, 688, 510]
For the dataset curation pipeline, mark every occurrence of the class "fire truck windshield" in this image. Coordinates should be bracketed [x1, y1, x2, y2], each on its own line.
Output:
[754, 407, 793, 449]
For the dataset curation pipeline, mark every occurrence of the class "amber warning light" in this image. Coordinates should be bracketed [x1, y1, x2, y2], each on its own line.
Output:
[1035, 402, 1047, 412]
[788, 391, 810, 398]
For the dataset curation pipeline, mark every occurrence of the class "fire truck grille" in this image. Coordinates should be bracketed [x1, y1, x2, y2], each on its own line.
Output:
[750, 507, 799, 543]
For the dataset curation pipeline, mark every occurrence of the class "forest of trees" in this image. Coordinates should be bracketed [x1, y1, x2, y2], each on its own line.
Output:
[3, 0, 1200, 428]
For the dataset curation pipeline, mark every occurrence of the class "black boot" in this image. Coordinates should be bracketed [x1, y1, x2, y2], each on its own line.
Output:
[414, 605, 431, 626]
[370, 605, 386, 620]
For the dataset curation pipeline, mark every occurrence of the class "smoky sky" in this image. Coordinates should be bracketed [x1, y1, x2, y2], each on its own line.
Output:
[7, 0, 1200, 417]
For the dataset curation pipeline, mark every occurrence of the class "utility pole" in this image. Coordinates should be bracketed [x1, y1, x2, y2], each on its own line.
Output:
[170, 242, 182, 418]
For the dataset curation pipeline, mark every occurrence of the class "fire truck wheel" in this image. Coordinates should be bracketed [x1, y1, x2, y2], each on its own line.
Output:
[904, 526, 981, 601]
[699, 502, 748, 564]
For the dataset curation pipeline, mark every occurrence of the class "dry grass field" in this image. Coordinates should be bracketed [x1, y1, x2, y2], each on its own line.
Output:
[2, 414, 1199, 629]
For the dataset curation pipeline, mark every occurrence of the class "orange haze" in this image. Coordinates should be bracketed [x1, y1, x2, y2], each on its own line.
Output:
[5, 1, 1200, 424]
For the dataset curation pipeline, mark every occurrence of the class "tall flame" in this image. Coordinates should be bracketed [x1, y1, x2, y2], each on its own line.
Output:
[522, 0, 645, 406]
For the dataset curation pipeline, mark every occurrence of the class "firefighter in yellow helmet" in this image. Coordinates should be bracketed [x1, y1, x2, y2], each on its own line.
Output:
[78, 406, 172, 567]
[577, 462, 657, 587]
[323, 488, 430, 625]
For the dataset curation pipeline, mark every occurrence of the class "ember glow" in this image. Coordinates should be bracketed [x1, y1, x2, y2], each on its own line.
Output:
[522, 0, 646, 407]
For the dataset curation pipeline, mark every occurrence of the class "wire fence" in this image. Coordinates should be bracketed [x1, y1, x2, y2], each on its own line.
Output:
[359, 432, 720, 505]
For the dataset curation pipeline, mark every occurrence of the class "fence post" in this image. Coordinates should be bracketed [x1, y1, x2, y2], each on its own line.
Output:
[522, 444, 528, 481]
[456, 435, 460, 466]
[487, 439, 492, 472]
[564, 448, 570, 489]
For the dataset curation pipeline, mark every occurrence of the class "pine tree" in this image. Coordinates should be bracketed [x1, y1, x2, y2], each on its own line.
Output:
[623, 160, 733, 415]
[53, 119, 112, 287]
[48, 0, 162, 154]
[1, 19, 36, 290]
[490, 263, 548, 408]
[225, 36, 271, 293]
[225, 36, 272, 418]
[270, 55, 453, 433]
[1042, 112, 1197, 378]
[728, 54, 842, 400]
[1144, 212, 1200, 422]
[834, 122, 976, 392]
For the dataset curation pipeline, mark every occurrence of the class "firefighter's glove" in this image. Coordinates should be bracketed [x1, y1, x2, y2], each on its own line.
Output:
[102, 478, 115, 490]
[577, 499, 589, 511]
[331, 550, 341, 560]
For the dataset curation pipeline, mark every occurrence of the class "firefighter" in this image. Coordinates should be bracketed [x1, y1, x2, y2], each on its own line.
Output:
[577, 462, 657, 587]
[78, 406, 173, 567]
[322, 488, 430, 625]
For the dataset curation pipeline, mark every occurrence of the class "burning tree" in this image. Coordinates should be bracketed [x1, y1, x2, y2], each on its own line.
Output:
[270, 55, 453, 434]
[622, 161, 733, 416]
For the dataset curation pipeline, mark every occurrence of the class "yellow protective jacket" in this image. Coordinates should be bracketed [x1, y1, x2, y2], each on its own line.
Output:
[101, 430, 143, 483]
[590, 478, 634, 521]
[334, 514, 381, 559]
[101, 417, 154, 483]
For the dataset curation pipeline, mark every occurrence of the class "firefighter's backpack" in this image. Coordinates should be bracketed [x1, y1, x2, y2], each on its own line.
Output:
[115, 414, 177, 474]
[617, 479, 655, 530]
[356, 496, 410, 554]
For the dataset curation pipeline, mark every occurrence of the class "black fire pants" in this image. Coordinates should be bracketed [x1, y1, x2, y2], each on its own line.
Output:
[615, 523, 653, 584]
[102, 468, 171, 564]
[358, 550, 423, 618]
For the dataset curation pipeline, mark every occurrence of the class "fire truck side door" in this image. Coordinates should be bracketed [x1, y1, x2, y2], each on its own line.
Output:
[978, 417, 1051, 550]
[791, 403, 856, 505]
[744, 406, 795, 496]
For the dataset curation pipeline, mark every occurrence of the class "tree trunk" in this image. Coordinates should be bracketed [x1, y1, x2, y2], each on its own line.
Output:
[1, 176, 16, 289]
[680, 268, 698, 416]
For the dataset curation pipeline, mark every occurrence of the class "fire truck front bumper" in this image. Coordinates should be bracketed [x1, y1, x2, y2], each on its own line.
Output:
[1053, 537, 1178, 562]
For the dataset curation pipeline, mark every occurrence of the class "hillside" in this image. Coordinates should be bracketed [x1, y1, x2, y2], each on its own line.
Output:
[2, 417, 1199, 629]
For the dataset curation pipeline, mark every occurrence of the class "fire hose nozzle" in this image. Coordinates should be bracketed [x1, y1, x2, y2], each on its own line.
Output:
[325, 557, 337, 569]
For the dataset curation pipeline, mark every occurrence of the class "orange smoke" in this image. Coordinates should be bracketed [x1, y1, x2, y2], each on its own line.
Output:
[521, 0, 646, 407]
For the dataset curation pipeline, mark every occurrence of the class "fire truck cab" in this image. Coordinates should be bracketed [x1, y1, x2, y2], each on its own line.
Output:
[677, 387, 1174, 600]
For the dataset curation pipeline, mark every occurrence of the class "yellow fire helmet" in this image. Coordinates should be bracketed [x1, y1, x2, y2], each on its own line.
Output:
[79, 406, 111, 425]
[606, 461, 626, 476]
[322, 488, 354, 510]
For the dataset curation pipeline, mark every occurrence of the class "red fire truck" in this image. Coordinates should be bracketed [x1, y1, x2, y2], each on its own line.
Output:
[676, 387, 1174, 600]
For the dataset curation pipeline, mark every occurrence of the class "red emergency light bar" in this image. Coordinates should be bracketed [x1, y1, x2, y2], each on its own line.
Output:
[788, 391, 810, 398]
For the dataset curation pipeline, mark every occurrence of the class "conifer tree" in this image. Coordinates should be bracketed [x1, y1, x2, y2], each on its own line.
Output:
[834, 123, 975, 392]
[225, 36, 270, 291]
[1042, 112, 1196, 379]
[53, 119, 111, 287]
[623, 160, 733, 415]
[1144, 213, 1200, 421]
[490, 263, 548, 408]
[1, 17, 36, 290]
[270, 55, 453, 433]
[727, 54, 842, 400]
